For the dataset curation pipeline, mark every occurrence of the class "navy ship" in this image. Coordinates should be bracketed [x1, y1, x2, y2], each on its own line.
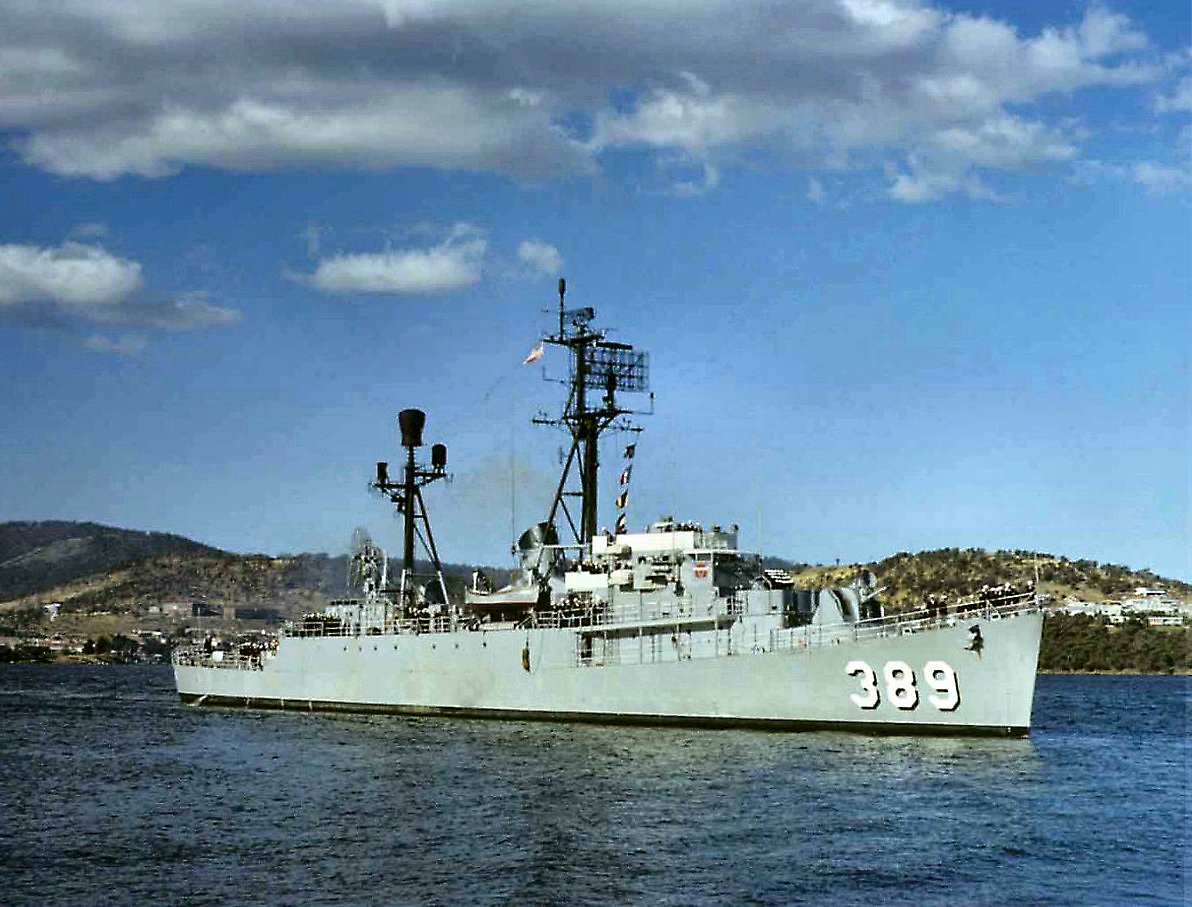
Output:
[174, 280, 1043, 735]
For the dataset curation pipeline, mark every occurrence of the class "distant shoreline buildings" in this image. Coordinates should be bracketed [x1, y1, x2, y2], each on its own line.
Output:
[1054, 587, 1189, 627]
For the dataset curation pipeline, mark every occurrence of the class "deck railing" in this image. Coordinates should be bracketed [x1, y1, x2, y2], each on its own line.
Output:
[770, 593, 1040, 654]
[176, 591, 1041, 670]
[172, 649, 268, 670]
[574, 593, 1040, 668]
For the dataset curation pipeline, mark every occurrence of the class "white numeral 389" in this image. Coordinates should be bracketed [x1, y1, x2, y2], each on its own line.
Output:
[845, 660, 960, 711]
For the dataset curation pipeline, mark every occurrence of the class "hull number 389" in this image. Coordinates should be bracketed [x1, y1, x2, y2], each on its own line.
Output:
[845, 660, 960, 711]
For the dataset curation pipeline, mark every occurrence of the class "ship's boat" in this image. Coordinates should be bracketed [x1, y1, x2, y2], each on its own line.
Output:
[174, 279, 1043, 735]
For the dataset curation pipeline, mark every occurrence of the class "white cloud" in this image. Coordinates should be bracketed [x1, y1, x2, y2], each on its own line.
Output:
[1068, 152, 1191, 198]
[0, 240, 238, 344]
[0, 242, 142, 308]
[929, 116, 1075, 169]
[887, 157, 999, 203]
[1155, 76, 1192, 114]
[882, 113, 1075, 202]
[306, 227, 487, 296]
[0, 0, 1167, 199]
[888, 168, 961, 203]
[665, 160, 721, 198]
[1131, 161, 1191, 196]
[20, 94, 586, 181]
[517, 240, 563, 276]
[840, 0, 942, 41]
[592, 87, 784, 153]
[807, 177, 825, 203]
[105, 293, 242, 330]
[1077, 5, 1147, 59]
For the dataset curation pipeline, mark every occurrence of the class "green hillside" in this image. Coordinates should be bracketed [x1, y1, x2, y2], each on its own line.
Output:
[1038, 614, 1188, 674]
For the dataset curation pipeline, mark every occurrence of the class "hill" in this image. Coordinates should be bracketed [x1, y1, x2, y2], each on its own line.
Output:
[2, 522, 1186, 624]
[790, 547, 1190, 610]
[0, 551, 490, 617]
[0, 521, 223, 601]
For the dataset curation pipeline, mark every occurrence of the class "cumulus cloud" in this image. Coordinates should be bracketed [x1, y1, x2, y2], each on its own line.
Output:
[305, 227, 486, 295]
[665, 160, 721, 198]
[1154, 76, 1192, 114]
[0, 0, 1174, 198]
[888, 162, 998, 203]
[884, 113, 1076, 201]
[1069, 150, 1192, 198]
[1077, 5, 1148, 58]
[103, 292, 242, 330]
[1131, 161, 1192, 196]
[592, 81, 783, 154]
[517, 240, 563, 276]
[21, 94, 586, 181]
[0, 240, 238, 347]
[0, 242, 142, 308]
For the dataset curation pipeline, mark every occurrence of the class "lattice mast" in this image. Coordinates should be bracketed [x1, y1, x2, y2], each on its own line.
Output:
[533, 278, 650, 554]
[372, 409, 450, 609]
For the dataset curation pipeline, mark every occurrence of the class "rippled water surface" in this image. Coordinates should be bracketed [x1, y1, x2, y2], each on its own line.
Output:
[0, 667, 1187, 906]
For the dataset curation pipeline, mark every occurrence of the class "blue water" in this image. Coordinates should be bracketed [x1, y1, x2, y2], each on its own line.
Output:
[0, 668, 1187, 906]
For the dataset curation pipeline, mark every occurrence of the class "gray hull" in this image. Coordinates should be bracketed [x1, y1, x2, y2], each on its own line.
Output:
[175, 610, 1042, 736]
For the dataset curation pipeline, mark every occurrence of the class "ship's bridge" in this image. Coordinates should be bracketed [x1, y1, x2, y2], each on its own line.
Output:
[590, 517, 738, 557]
[568, 518, 753, 598]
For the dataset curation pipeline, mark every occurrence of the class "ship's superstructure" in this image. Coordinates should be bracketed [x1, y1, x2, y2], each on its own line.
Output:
[174, 281, 1043, 735]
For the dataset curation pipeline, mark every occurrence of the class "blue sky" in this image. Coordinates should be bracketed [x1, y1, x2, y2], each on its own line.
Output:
[0, 0, 1188, 581]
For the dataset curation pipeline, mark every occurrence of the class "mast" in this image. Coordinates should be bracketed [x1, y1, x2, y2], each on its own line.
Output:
[533, 278, 651, 556]
[373, 409, 450, 610]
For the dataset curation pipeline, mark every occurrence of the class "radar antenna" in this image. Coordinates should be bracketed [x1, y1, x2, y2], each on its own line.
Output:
[532, 278, 651, 558]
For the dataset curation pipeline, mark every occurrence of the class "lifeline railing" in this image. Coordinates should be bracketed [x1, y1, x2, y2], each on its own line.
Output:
[172, 648, 269, 670]
[574, 592, 1041, 668]
[770, 593, 1041, 654]
[177, 590, 1041, 669]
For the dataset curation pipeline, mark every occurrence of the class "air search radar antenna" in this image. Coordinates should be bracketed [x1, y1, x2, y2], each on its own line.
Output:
[532, 277, 653, 557]
[372, 409, 450, 612]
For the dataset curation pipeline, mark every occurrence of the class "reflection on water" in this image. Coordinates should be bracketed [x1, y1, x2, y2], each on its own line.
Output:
[0, 666, 1186, 907]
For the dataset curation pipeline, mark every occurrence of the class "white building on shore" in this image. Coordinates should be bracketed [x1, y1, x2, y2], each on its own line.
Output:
[1055, 589, 1190, 626]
